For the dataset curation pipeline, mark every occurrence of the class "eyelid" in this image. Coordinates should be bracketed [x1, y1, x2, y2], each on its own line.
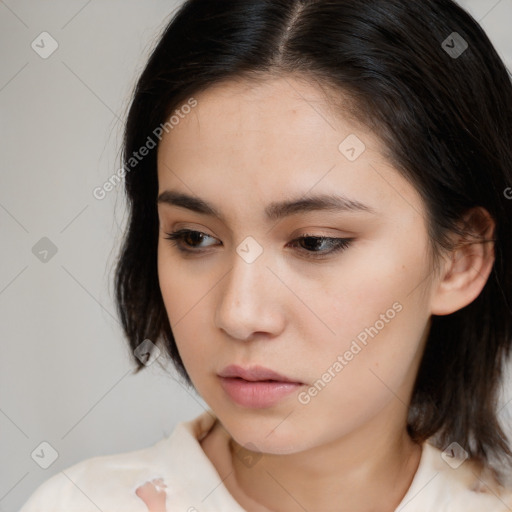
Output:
[164, 222, 219, 238]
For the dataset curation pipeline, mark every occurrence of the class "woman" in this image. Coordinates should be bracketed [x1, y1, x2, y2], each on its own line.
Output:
[21, 0, 512, 510]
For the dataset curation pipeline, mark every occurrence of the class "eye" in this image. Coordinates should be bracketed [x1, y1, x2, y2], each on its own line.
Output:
[164, 229, 220, 253]
[287, 234, 354, 259]
[164, 229, 354, 259]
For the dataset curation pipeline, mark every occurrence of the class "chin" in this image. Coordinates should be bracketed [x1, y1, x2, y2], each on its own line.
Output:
[218, 409, 315, 455]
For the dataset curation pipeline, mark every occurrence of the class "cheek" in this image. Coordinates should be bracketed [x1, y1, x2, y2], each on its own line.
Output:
[289, 231, 430, 350]
[157, 246, 217, 377]
[158, 248, 192, 353]
[291, 236, 431, 396]
[268, 298, 428, 453]
[292, 294, 424, 410]
[157, 243, 211, 326]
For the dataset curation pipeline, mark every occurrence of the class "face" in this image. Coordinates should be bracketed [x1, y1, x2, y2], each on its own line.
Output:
[156, 76, 437, 455]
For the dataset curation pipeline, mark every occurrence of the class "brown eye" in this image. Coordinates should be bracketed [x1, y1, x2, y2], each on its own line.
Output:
[164, 229, 220, 252]
[288, 235, 354, 259]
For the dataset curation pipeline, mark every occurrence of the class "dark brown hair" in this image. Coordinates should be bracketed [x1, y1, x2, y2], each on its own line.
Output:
[114, 0, 512, 471]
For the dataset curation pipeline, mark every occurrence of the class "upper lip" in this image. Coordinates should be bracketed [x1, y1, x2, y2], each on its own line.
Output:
[218, 364, 301, 383]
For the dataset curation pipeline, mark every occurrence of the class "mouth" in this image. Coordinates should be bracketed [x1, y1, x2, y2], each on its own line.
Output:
[218, 364, 304, 408]
[218, 364, 302, 383]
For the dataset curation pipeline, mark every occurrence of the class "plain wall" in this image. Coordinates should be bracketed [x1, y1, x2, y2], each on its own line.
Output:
[1, 1, 511, 510]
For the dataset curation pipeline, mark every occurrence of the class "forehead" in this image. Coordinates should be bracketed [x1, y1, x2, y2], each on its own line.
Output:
[159, 76, 374, 155]
[156, 76, 426, 225]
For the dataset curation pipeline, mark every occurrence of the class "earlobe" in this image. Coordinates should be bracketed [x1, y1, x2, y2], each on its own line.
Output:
[430, 207, 496, 316]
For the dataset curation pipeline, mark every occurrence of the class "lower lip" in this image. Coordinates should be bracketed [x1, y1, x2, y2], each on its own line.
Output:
[219, 377, 302, 408]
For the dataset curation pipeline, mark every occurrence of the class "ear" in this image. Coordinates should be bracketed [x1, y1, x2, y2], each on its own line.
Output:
[430, 207, 496, 316]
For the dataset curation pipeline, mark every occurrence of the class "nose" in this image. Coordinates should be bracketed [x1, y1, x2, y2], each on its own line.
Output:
[214, 247, 286, 341]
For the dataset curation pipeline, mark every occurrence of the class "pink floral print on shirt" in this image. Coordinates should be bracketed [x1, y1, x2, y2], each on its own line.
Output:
[136, 478, 168, 512]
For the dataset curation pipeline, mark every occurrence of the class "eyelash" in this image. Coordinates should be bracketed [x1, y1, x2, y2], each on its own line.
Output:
[163, 229, 354, 259]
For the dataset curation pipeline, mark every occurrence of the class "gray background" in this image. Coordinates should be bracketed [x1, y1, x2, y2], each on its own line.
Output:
[1, 1, 511, 510]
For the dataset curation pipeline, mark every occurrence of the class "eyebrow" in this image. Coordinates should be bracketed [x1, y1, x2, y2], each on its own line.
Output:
[157, 190, 376, 221]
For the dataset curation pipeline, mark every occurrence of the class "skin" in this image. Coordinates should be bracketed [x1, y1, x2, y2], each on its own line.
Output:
[154, 75, 495, 512]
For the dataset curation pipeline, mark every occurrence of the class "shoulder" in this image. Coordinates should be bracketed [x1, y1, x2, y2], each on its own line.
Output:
[19, 436, 172, 512]
[19, 411, 224, 512]
[400, 441, 512, 511]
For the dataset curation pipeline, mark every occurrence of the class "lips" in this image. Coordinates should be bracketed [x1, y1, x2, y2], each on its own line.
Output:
[218, 364, 301, 384]
[218, 364, 303, 408]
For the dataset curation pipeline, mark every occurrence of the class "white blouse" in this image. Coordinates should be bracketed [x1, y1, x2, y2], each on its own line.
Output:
[20, 410, 512, 511]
